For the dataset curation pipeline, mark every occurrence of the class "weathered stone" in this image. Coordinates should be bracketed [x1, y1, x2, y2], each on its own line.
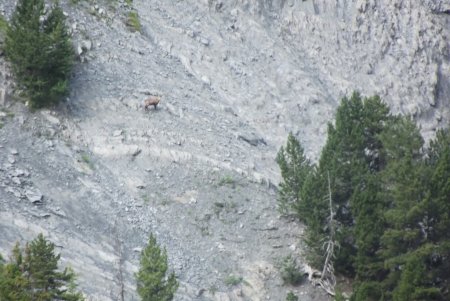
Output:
[113, 130, 123, 137]
[201, 75, 211, 85]
[199, 37, 210, 46]
[11, 177, 21, 185]
[7, 155, 15, 164]
[12, 169, 26, 177]
[41, 110, 61, 126]
[26, 189, 43, 204]
[237, 133, 266, 147]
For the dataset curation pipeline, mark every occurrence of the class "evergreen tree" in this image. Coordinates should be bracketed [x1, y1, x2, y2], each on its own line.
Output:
[379, 117, 425, 260]
[5, 0, 73, 107]
[0, 235, 83, 301]
[277, 92, 450, 300]
[276, 133, 312, 216]
[136, 234, 178, 301]
[311, 92, 390, 275]
[0, 244, 29, 301]
[24, 234, 83, 300]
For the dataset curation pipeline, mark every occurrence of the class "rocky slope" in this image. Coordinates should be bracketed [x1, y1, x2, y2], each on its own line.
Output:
[0, 0, 449, 300]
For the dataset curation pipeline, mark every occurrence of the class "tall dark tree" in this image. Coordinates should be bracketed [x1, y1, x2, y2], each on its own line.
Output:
[313, 92, 390, 275]
[136, 234, 178, 301]
[276, 92, 450, 300]
[5, 0, 73, 107]
[386, 128, 450, 301]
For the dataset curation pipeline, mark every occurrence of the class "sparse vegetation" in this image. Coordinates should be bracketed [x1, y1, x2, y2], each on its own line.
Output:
[5, 0, 74, 108]
[286, 291, 299, 301]
[208, 284, 218, 295]
[224, 274, 243, 286]
[141, 194, 150, 203]
[79, 152, 95, 170]
[126, 11, 141, 33]
[0, 109, 15, 129]
[218, 175, 235, 186]
[279, 255, 304, 286]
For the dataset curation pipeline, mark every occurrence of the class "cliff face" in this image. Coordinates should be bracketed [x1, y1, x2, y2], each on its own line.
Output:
[0, 0, 448, 300]
[132, 0, 449, 158]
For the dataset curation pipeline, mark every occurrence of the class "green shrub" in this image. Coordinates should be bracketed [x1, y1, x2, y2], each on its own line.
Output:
[224, 274, 243, 286]
[286, 291, 299, 301]
[280, 256, 304, 286]
[126, 11, 141, 32]
[5, 0, 74, 108]
[218, 175, 235, 186]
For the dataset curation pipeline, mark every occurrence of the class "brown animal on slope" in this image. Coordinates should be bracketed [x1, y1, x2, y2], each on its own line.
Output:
[144, 96, 161, 110]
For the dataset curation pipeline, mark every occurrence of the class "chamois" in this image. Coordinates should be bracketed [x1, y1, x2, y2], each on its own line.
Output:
[144, 95, 161, 110]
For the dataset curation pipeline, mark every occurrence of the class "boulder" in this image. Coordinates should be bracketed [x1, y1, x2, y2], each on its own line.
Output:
[25, 189, 43, 204]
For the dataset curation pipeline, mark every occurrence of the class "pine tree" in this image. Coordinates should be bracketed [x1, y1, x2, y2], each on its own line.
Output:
[136, 234, 178, 301]
[276, 133, 312, 216]
[0, 235, 83, 301]
[312, 92, 390, 275]
[5, 0, 73, 107]
[24, 234, 83, 300]
[0, 244, 29, 301]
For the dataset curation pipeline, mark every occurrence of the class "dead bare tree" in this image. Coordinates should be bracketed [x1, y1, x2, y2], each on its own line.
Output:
[316, 171, 337, 296]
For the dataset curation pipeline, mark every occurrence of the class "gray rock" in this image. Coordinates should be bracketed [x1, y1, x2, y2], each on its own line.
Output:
[7, 155, 15, 164]
[131, 148, 142, 157]
[50, 207, 67, 218]
[11, 177, 21, 185]
[12, 169, 26, 177]
[26, 189, 43, 204]
[199, 37, 210, 46]
[237, 133, 267, 147]
[201, 76, 211, 85]
[113, 130, 123, 137]
[41, 110, 61, 126]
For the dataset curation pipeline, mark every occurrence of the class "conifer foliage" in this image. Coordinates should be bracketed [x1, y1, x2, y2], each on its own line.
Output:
[5, 0, 73, 107]
[277, 92, 450, 300]
[276, 132, 312, 216]
[0, 234, 83, 301]
[136, 234, 178, 301]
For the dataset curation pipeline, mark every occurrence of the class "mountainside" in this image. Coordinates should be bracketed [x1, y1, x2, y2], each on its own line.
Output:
[0, 0, 448, 300]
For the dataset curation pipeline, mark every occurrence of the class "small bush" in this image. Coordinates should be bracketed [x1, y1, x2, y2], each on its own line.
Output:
[218, 175, 235, 186]
[126, 11, 141, 32]
[280, 256, 304, 286]
[224, 274, 243, 286]
[286, 291, 299, 301]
